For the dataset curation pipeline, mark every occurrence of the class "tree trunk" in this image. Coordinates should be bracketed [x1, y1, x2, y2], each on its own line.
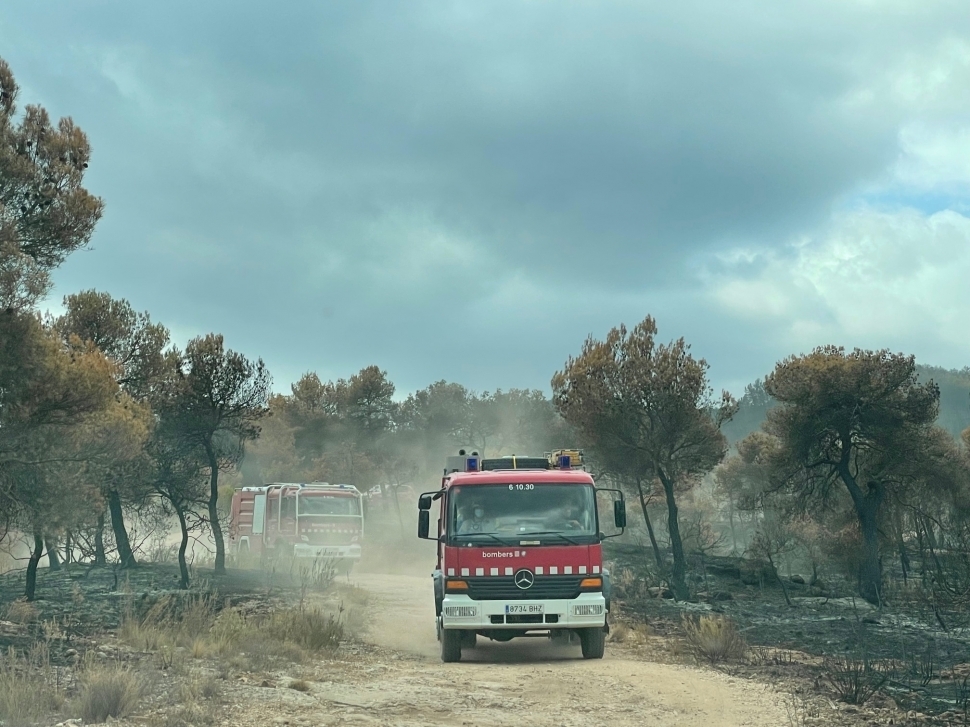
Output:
[838, 461, 884, 606]
[94, 512, 107, 566]
[634, 477, 665, 571]
[765, 550, 792, 607]
[64, 531, 73, 565]
[657, 467, 689, 601]
[107, 489, 137, 568]
[25, 531, 44, 601]
[174, 503, 190, 589]
[204, 443, 226, 575]
[915, 522, 927, 586]
[45, 539, 61, 571]
[727, 495, 738, 554]
[898, 534, 910, 585]
[857, 502, 882, 605]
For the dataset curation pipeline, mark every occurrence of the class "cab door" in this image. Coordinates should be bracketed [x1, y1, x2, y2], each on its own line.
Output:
[280, 493, 297, 537]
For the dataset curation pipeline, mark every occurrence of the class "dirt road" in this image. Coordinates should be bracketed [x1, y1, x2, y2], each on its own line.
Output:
[331, 572, 791, 727]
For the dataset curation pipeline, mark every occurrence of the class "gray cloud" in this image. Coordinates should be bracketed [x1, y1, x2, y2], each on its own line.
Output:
[2, 0, 969, 394]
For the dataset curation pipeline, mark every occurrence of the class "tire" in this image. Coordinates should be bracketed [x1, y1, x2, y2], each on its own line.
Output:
[460, 630, 477, 649]
[441, 629, 462, 662]
[580, 627, 606, 659]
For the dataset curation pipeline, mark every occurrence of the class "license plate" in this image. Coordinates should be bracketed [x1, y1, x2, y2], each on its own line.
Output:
[505, 604, 544, 615]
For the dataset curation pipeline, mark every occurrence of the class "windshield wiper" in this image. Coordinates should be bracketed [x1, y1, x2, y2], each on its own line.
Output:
[454, 532, 510, 546]
[520, 531, 582, 546]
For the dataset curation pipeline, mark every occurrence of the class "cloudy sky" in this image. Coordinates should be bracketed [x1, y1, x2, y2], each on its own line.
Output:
[2, 1, 969, 397]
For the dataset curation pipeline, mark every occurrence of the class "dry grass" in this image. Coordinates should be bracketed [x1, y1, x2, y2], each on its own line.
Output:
[177, 673, 224, 703]
[608, 621, 653, 645]
[336, 582, 370, 608]
[118, 586, 344, 679]
[1, 567, 354, 727]
[205, 608, 247, 657]
[0, 645, 64, 727]
[154, 701, 219, 727]
[120, 588, 344, 666]
[4, 598, 38, 624]
[120, 592, 221, 654]
[681, 614, 747, 665]
[263, 607, 344, 655]
[76, 665, 144, 723]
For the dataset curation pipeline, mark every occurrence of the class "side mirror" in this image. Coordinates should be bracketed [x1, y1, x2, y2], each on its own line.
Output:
[418, 510, 431, 539]
[613, 499, 627, 529]
[418, 494, 433, 511]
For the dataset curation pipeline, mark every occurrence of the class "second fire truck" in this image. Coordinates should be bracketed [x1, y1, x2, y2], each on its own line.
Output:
[229, 482, 364, 569]
[418, 450, 626, 662]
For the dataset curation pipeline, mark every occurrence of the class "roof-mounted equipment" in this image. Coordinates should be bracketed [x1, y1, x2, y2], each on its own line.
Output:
[444, 449, 481, 475]
[480, 455, 551, 471]
[547, 449, 585, 470]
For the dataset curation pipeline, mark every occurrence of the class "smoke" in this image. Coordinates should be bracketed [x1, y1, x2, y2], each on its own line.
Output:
[235, 375, 579, 572]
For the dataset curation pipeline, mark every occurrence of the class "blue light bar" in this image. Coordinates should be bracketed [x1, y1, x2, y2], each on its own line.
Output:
[558, 455, 571, 469]
[466, 457, 479, 472]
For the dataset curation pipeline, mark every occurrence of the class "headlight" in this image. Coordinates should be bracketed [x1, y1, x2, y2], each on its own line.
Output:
[573, 604, 604, 616]
[444, 606, 478, 618]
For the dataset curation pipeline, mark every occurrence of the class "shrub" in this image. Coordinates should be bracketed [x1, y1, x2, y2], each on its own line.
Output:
[4, 599, 37, 625]
[296, 557, 337, 597]
[120, 592, 220, 652]
[156, 702, 218, 727]
[76, 666, 143, 723]
[822, 656, 888, 705]
[682, 614, 747, 665]
[120, 615, 168, 652]
[609, 622, 631, 643]
[289, 679, 311, 692]
[263, 607, 343, 655]
[178, 674, 223, 703]
[609, 621, 653, 645]
[0, 646, 63, 726]
[207, 608, 247, 656]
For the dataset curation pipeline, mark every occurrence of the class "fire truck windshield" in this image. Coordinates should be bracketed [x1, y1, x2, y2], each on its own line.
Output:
[449, 484, 596, 542]
[298, 495, 361, 516]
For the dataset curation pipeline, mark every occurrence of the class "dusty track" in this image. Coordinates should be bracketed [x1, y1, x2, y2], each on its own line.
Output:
[341, 572, 790, 727]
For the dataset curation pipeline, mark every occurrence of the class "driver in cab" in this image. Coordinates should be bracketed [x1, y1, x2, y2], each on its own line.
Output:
[549, 500, 584, 531]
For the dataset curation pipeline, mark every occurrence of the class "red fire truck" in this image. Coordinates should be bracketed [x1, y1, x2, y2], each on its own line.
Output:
[229, 482, 364, 568]
[418, 450, 626, 662]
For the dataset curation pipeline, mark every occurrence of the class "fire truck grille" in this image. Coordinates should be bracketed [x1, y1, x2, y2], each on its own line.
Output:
[464, 576, 584, 601]
[303, 531, 358, 545]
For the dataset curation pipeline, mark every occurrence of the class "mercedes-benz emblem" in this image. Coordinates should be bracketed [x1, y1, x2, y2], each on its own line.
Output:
[513, 569, 535, 590]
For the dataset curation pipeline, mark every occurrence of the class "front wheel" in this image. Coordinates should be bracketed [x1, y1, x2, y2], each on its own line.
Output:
[441, 629, 462, 662]
[579, 627, 606, 659]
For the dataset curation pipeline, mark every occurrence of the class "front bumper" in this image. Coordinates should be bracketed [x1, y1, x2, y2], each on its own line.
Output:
[440, 592, 607, 630]
[292, 544, 362, 560]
